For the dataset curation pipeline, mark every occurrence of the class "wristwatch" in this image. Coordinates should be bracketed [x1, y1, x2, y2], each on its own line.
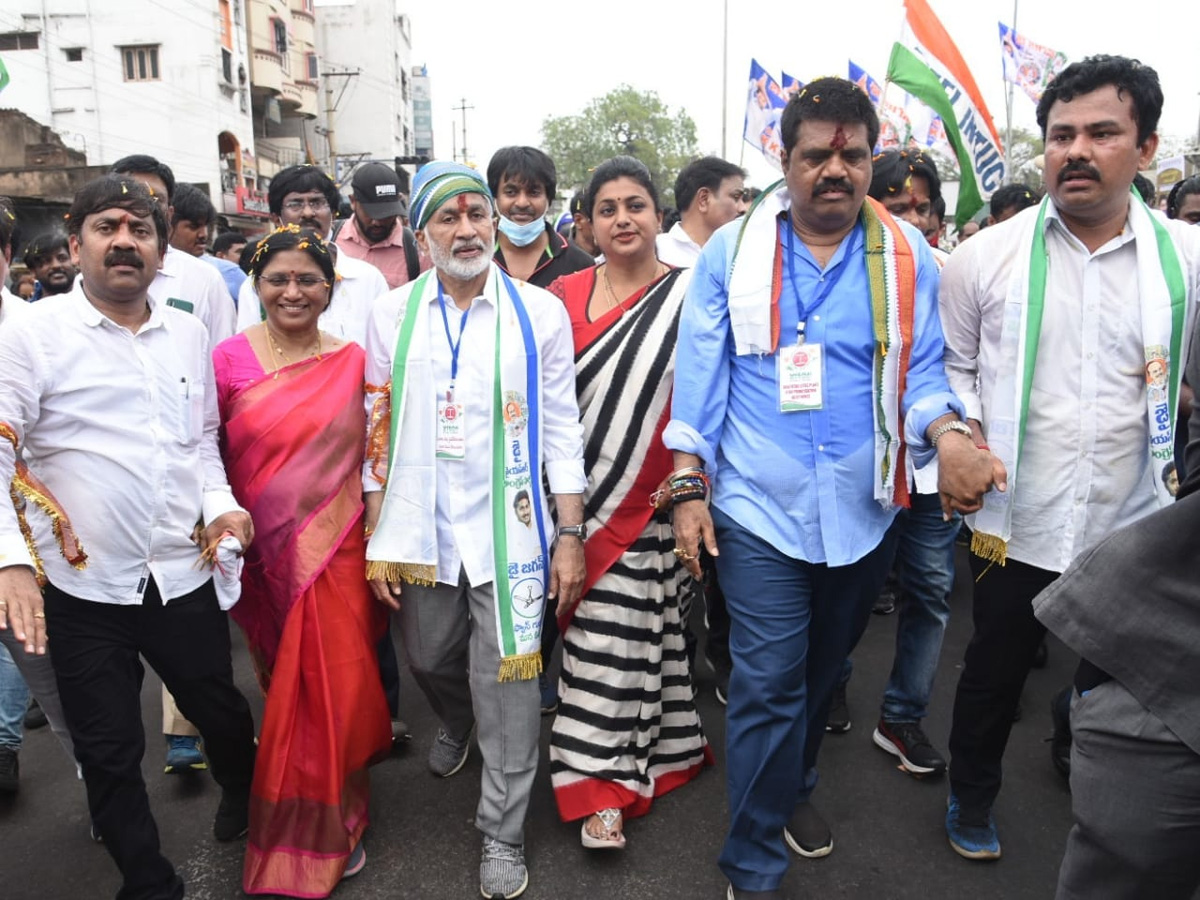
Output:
[557, 524, 588, 541]
[930, 419, 974, 447]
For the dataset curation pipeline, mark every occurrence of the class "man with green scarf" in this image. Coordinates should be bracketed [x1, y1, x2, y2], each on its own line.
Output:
[939, 54, 1200, 863]
[362, 160, 586, 900]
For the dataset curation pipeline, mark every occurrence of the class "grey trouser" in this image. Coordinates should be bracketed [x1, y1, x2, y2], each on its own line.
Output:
[1056, 678, 1200, 900]
[0, 627, 76, 766]
[394, 572, 540, 845]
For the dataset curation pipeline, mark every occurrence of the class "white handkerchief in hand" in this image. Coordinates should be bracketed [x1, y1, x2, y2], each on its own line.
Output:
[212, 536, 244, 611]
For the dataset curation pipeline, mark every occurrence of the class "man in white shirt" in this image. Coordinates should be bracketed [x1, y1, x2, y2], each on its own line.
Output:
[111, 154, 241, 773]
[939, 54, 1200, 863]
[236, 164, 387, 348]
[0, 176, 257, 899]
[656, 156, 747, 268]
[362, 161, 586, 900]
[111, 155, 237, 354]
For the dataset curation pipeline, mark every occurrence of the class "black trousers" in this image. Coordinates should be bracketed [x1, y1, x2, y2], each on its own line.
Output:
[947, 555, 1058, 812]
[45, 578, 256, 900]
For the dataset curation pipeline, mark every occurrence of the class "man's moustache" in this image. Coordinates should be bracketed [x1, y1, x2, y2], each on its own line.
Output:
[813, 180, 854, 195]
[104, 252, 144, 268]
[1059, 162, 1101, 183]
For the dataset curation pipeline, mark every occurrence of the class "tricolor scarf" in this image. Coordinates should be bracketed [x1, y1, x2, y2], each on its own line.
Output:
[727, 180, 917, 508]
[366, 267, 551, 682]
[971, 192, 1189, 564]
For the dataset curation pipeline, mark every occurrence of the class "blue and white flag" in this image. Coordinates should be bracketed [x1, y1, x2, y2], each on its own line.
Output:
[999, 22, 1067, 103]
[743, 59, 787, 170]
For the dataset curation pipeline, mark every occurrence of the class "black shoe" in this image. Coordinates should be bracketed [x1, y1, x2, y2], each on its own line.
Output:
[1049, 686, 1072, 782]
[873, 719, 947, 776]
[89, 820, 103, 843]
[727, 886, 783, 899]
[0, 746, 18, 793]
[704, 645, 731, 706]
[24, 698, 48, 730]
[1031, 638, 1048, 669]
[783, 801, 832, 858]
[825, 683, 851, 734]
[872, 588, 897, 615]
[213, 789, 250, 841]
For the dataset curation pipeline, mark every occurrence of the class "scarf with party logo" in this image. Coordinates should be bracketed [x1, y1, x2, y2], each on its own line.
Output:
[366, 266, 551, 682]
[727, 180, 918, 508]
[971, 192, 1188, 564]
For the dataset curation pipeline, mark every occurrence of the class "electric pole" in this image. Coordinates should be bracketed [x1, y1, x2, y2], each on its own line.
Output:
[452, 97, 474, 165]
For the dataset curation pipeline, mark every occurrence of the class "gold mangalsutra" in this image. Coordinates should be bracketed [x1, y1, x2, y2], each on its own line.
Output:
[264, 325, 322, 379]
[601, 262, 665, 314]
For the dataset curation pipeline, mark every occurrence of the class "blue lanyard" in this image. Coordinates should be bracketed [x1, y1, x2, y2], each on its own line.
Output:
[784, 220, 850, 343]
[437, 281, 470, 398]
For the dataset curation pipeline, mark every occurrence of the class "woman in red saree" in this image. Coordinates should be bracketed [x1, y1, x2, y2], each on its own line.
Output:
[547, 157, 712, 852]
[214, 226, 391, 897]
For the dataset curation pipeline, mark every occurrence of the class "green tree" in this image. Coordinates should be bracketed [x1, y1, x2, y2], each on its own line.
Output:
[541, 85, 699, 207]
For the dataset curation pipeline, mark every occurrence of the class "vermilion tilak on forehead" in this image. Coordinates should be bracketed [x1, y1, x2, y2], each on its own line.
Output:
[457, 194, 468, 212]
[830, 125, 848, 150]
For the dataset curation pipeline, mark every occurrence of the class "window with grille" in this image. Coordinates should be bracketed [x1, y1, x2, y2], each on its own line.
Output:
[121, 45, 161, 82]
[0, 32, 39, 51]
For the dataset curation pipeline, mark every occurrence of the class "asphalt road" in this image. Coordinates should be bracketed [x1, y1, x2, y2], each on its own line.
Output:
[3, 545, 1084, 900]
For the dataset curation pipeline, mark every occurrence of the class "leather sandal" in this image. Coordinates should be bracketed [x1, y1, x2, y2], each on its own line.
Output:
[580, 808, 626, 850]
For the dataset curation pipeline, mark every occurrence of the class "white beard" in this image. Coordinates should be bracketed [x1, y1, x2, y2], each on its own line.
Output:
[428, 238, 491, 281]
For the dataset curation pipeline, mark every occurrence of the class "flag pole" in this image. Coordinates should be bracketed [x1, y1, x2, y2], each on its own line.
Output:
[1003, 0, 1017, 183]
[721, 0, 729, 159]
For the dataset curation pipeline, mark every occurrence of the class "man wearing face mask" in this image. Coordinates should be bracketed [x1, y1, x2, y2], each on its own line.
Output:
[488, 147, 595, 289]
[335, 162, 429, 290]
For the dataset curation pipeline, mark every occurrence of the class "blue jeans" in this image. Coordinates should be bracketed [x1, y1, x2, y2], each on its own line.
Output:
[880, 491, 958, 722]
[713, 506, 894, 892]
[838, 492, 957, 721]
[0, 642, 30, 750]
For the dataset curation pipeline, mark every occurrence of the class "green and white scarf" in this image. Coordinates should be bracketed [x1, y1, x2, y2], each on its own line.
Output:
[366, 267, 551, 682]
[972, 193, 1188, 564]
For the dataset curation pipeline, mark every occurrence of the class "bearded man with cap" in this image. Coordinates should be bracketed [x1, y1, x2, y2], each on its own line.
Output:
[362, 161, 586, 900]
[335, 161, 429, 290]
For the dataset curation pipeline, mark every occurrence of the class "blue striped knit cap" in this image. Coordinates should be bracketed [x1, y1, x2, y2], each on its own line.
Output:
[409, 161, 492, 231]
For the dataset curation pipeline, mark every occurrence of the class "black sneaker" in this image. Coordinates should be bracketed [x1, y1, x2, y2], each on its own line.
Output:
[704, 645, 731, 706]
[783, 801, 833, 858]
[213, 789, 250, 841]
[0, 746, 18, 793]
[873, 719, 947, 776]
[24, 698, 48, 730]
[872, 587, 898, 615]
[825, 683, 851, 734]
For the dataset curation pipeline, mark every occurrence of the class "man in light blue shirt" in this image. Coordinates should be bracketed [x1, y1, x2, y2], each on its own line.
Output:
[664, 77, 1003, 900]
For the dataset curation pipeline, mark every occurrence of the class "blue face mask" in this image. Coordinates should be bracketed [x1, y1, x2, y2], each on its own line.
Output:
[497, 214, 545, 247]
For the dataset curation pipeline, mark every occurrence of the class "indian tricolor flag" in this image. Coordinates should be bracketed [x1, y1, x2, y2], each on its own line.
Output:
[886, 0, 1005, 226]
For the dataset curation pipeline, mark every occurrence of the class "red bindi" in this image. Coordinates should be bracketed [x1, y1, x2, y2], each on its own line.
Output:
[830, 126, 848, 150]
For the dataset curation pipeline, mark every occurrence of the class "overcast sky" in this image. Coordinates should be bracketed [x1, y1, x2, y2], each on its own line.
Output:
[405, 0, 1200, 189]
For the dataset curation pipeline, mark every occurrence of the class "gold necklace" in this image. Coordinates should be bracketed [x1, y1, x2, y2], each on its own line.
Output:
[601, 262, 663, 313]
[264, 325, 321, 378]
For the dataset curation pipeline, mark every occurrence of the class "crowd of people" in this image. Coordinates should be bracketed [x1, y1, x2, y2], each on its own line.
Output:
[0, 52, 1198, 900]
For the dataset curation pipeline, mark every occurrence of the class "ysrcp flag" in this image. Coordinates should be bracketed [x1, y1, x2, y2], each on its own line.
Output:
[850, 60, 914, 152]
[887, 0, 1005, 226]
[999, 22, 1067, 104]
[781, 72, 804, 103]
[744, 60, 787, 170]
[0, 57, 9, 94]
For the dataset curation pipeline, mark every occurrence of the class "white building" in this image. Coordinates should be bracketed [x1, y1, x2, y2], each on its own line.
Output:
[314, 0, 415, 178]
[0, 0, 257, 215]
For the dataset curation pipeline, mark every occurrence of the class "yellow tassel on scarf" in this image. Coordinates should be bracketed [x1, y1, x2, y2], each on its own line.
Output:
[970, 531, 1008, 566]
[365, 560, 436, 586]
[497, 651, 543, 683]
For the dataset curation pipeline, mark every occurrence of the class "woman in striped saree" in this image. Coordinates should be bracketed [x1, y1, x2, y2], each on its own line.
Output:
[547, 157, 712, 851]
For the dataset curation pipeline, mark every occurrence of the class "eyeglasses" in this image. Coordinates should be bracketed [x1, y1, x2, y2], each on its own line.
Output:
[258, 274, 330, 291]
[281, 197, 331, 213]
